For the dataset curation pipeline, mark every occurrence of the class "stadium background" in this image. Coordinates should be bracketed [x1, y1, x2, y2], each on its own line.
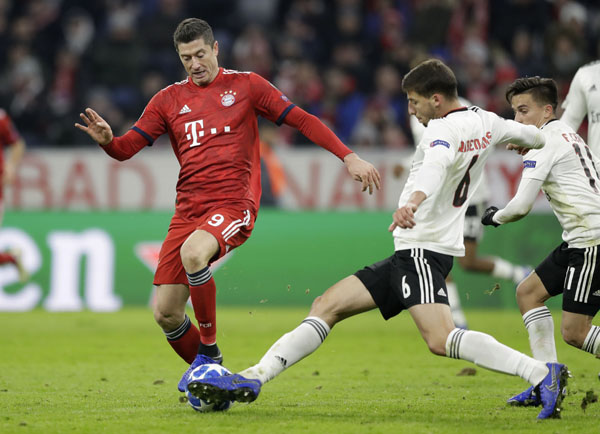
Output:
[0, 0, 598, 312]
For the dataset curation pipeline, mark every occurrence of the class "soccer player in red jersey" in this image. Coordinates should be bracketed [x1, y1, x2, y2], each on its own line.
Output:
[0, 108, 28, 282]
[75, 18, 381, 391]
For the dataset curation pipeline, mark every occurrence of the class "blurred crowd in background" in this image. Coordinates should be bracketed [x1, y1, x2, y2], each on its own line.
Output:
[0, 0, 599, 149]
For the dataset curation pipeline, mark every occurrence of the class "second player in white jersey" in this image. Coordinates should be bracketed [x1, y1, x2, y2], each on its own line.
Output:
[484, 76, 600, 404]
[508, 120, 600, 247]
[394, 106, 544, 256]
[561, 60, 600, 155]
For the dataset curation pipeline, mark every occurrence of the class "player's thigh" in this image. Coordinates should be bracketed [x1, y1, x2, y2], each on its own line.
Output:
[195, 207, 255, 261]
[180, 229, 220, 268]
[309, 275, 377, 326]
[515, 271, 551, 312]
[154, 283, 190, 318]
[408, 303, 455, 354]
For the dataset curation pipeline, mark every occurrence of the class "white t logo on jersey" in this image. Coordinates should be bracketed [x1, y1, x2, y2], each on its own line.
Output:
[184, 119, 231, 147]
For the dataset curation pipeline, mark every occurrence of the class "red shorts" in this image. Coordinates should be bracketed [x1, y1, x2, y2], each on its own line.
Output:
[153, 206, 255, 285]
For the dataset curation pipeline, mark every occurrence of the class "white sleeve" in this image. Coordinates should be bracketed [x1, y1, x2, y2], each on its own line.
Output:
[413, 127, 456, 197]
[561, 69, 587, 131]
[493, 177, 544, 224]
[492, 115, 545, 149]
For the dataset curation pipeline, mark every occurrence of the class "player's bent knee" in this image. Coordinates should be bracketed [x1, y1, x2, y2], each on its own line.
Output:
[423, 335, 447, 356]
[153, 306, 184, 331]
[309, 295, 339, 326]
[560, 325, 585, 349]
[180, 243, 210, 272]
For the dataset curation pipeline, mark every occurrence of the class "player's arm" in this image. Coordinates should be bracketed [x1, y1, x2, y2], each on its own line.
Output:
[75, 108, 153, 161]
[283, 106, 381, 193]
[3, 137, 25, 186]
[389, 132, 455, 231]
[560, 69, 587, 131]
[494, 117, 546, 150]
[482, 177, 543, 226]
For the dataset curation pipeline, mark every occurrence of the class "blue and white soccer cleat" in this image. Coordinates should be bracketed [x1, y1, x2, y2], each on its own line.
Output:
[507, 385, 541, 407]
[537, 362, 569, 419]
[177, 354, 220, 393]
[187, 373, 262, 404]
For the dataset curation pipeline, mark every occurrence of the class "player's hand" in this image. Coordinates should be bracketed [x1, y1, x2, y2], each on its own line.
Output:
[388, 202, 418, 231]
[343, 153, 381, 194]
[506, 143, 530, 155]
[74, 108, 114, 146]
[481, 206, 500, 227]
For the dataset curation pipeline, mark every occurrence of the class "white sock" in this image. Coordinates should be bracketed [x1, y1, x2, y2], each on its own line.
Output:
[583, 325, 600, 355]
[523, 306, 557, 362]
[239, 316, 330, 384]
[491, 257, 516, 280]
[446, 328, 548, 386]
[446, 282, 467, 328]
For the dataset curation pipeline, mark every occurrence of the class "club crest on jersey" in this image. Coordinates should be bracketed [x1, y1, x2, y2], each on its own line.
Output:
[221, 90, 236, 107]
[523, 160, 537, 168]
[430, 139, 450, 148]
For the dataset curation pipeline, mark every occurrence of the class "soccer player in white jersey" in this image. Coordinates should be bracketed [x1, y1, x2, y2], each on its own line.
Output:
[409, 100, 531, 328]
[482, 76, 600, 407]
[188, 59, 568, 419]
[561, 60, 600, 155]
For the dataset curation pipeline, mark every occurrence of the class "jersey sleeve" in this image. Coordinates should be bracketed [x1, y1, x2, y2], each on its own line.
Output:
[0, 109, 20, 145]
[561, 69, 587, 131]
[490, 115, 545, 149]
[132, 91, 169, 144]
[249, 73, 295, 125]
[413, 121, 457, 197]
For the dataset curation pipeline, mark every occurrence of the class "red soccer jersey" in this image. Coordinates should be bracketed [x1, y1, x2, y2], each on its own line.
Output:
[0, 109, 21, 197]
[133, 68, 294, 219]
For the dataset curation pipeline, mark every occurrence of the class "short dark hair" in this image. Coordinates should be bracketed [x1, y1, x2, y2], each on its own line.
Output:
[173, 18, 214, 51]
[401, 59, 458, 99]
[505, 77, 558, 111]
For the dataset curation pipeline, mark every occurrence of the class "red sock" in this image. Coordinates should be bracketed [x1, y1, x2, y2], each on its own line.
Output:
[187, 267, 217, 345]
[0, 253, 16, 265]
[165, 315, 200, 364]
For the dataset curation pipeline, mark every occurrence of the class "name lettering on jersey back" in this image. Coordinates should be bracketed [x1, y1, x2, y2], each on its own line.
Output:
[561, 132, 585, 144]
[458, 131, 492, 153]
[184, 119, 231, 147]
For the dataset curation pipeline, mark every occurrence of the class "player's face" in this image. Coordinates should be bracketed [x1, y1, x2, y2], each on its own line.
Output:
[510, 93, 549, 128]
[177, 38, 219, 86]
[407, 91, 436, 126]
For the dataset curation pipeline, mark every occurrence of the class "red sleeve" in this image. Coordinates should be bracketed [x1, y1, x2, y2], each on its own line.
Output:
[282, 106, 353, 161]
[249, 73, 295, 125]
[132, 90, 168, 143]
[101, 129, 149, 161]
[0, 109, 20, 145]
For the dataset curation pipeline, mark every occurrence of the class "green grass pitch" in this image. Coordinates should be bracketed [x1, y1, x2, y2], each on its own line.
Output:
[2, 307, 599, 433]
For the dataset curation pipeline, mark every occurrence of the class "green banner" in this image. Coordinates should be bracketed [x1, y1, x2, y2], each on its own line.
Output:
[1, 210, 563, 311]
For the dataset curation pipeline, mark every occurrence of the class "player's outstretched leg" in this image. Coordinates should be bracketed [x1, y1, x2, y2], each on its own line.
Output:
[536, 362, 569, 419]
[188, 373, 262, 404]
[177, 350, 222, 392]
[507, 385, 541, 407]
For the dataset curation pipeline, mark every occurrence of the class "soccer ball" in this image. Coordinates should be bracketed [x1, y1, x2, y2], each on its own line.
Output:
[185, 363, 233, 412]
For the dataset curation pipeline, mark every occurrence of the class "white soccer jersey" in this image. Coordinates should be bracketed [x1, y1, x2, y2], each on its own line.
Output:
[394, 107, 544, 256]
[520, 119, 600, 248]
[561, 60, 600, 156]
[410, 98, 489, 204]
